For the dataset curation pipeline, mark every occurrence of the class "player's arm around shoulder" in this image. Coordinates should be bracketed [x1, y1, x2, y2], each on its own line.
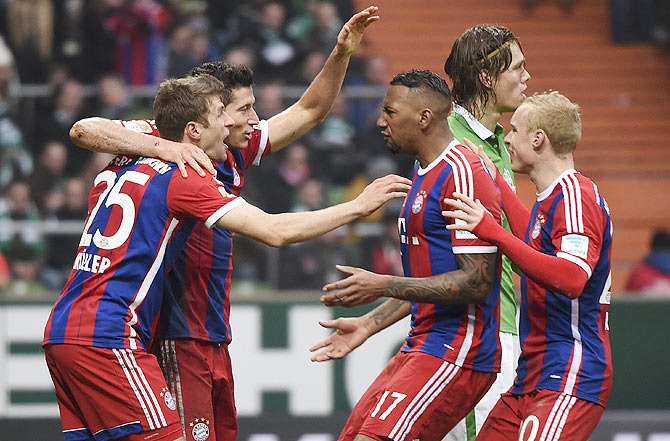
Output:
[70, 117, 214, 177]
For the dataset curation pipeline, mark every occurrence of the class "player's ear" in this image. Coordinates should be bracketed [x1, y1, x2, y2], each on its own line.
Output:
[533, 129, 546, 150]
[184, 121, 201, 141]
[418, 108, 433, 129]
[478, 69, 493, 89]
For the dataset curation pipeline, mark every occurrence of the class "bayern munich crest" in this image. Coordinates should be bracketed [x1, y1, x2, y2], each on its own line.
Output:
[190, 418, 210, 441]
[531, 213, 546, 239]
[161, 387, 176, 411]
[411, 190, 427, 214]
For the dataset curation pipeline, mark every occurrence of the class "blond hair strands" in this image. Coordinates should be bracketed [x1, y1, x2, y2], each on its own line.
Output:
[524, 91, 582, 155]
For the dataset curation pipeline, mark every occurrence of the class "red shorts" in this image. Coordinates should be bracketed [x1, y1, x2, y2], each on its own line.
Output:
[158, 339, 237, 441]
[44, 344, 182, 441]
[339, 351, 496, 441]
[477, 390, 605, 441]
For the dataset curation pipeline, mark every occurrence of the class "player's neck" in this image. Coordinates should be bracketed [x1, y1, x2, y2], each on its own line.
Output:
[477, 101, 502, 133]
[530, 155, 575, 193]
[416, 130, 454, 168]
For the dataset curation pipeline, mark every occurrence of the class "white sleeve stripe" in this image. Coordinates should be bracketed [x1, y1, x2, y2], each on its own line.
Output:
[452, 245, 498, 254]
[205, 197, 246, 228]
[253, 120, 269, 166]
[557, 251, 592, 277]
[564, 178, 578, 233]
[446, 150, 474, 199]
[450, 147, 474, 198]
[569, 174, 584, 233]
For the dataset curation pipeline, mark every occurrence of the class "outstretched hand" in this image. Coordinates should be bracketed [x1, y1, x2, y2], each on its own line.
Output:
[157, 140, 216, 178]
[309, 317, 372, 362]
[336, 6, 380, 57]
[320, 265, 390, 307]
[354, 174, 412, 217]
[462, 137, 497, 178]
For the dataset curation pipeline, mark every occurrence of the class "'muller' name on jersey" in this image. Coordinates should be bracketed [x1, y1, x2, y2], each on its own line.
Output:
[73, 252, 111, 274]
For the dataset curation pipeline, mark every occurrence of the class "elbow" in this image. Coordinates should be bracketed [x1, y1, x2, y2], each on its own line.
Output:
[70, 117, 99, 147]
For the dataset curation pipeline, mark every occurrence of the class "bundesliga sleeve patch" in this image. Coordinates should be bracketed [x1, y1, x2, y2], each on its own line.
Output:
[560, 234, 589, 260]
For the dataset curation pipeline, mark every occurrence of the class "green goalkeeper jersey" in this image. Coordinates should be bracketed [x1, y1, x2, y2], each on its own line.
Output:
[448, 104, 518, 335]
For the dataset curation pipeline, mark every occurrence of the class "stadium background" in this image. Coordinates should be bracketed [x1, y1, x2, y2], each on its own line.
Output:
[1, 0, 669, 439]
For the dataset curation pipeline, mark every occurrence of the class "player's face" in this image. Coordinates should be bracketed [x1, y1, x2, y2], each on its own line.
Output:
[504, 104, 535, 174]
[377, 85, 416, 155]
[492, 42, 530, 113]
[224, 86, 260, 150]
[200, 97, 235, 162]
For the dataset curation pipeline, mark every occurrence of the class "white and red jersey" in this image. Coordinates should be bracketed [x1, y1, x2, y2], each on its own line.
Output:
[43, 154, 244, 350]
[514, 169, 613, 407]
[398, 139, 503, 373]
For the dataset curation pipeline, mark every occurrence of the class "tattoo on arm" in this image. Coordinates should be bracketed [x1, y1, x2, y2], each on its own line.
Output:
[369, 299, 411, 329]
[386, 253, 496, 304]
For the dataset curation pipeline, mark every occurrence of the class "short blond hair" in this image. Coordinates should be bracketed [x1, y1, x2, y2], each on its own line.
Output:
[523, 91, 581, 155]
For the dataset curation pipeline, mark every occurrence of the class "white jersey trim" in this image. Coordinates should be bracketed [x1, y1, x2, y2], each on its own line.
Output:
[556, 252, 592, 278]
[453, 245, 498, 254]
[417, 139, 460, 176]
[127, 218, 179, 350]
[252, 119, 269, 166]
[453, 103, 498, 140]
[205, 197, 246, 228]
[389, 361, 460, 441]
[537, 169, 577, 202]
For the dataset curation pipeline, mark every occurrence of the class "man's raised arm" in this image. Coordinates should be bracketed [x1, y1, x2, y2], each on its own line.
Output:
[267, 6, 379, 151]
[70, 117, 215, 177]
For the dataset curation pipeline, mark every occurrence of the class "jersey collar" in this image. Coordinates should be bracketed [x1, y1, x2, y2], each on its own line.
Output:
[453, 103, 498, 141]
[536, 168, 578, 201]
[417, 138, 460, 176]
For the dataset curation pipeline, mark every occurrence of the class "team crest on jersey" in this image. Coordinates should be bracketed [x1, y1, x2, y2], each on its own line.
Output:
[232, 168, 241, 187]
[411, 190, 427, 214]
[531, 213, 545, 239]
[160, 387, 176, 411]
[190, 418, 210, 441]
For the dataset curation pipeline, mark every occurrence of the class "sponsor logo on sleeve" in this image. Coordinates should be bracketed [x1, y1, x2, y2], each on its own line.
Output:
[561, 234, 589, 260]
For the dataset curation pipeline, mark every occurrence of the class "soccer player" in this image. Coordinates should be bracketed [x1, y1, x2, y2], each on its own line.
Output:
[310, 69, 503, 441]
[443, 91, 612, 441]
[67, 7, 379, 441]
[442, 24, 531, 441]
[43, 74, 411, 441]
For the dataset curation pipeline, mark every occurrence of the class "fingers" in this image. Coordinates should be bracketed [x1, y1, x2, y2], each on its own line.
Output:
[461, 137, 479, 154]
[309, 337, 331, 352]
[186, 157, 206, 177]
[177, 159, 188, 178]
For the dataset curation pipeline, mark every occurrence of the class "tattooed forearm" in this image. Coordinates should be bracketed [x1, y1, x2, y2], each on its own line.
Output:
[386, 253, 496, 304]
[363, 299, 412, 334]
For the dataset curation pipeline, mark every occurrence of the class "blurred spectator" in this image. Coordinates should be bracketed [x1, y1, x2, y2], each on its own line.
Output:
[30, 140, 68, 214]
[222, 45, 258, 71]
[81, 152, 116, 187]
[43, 176, 88, 290]
[255, 80, 286, 119]
[37, 78, 91, 174]
[96, 73, 150, 120]
[296, 50, 327, 85]
[166, 23, 217, 78]
[2, 235, 50, 299]
[0, 180, 44, 256]
[0, 250, 9, 289]
[0, 38, 33, 189]
[260, 142, 312, 213]
[278, 177, 340, 289]
[103, 0, 170, 85]
[348, 54, 390, 130]
[5, 0, 55, 83]
[610, 0, 655, 43]
[77, 0, 116, 82]
[370, 211, 404, 277]
[248, 2, 298, 81]
[626, 229, 670, 296]
[288, 0, 343, 54]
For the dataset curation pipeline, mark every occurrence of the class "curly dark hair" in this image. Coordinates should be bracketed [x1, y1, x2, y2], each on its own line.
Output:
[189, 62, 254, 94]
[444, 25, 521, 119]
